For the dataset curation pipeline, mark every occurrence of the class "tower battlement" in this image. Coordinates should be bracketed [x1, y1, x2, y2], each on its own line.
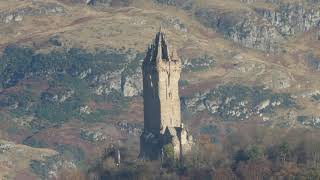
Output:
[140, 30, 192, 160]
[143, 31, 181, 73]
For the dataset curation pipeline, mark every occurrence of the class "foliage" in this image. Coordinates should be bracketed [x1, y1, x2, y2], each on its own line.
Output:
[23, 137, 49, 148]
[200, 124, 219, 135]
[246, 145, 265, 161]
[163, 143, 175, 167]
[35, 98, 81, 123]
[56, 144, 86, 163]
[0, 45, 135, 125]
[178, 80, 189, 87]
[0, 45, 130, 88]
[58, 126, 320, 180]
[312, 94, 320, 101]
[80, 109, 115, 122]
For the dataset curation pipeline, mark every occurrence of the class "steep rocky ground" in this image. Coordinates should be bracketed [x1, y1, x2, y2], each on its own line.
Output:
[0, 0, 319, 178]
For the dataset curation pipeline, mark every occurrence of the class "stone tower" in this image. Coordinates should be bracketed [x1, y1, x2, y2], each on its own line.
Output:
[140, 29, 192, 160]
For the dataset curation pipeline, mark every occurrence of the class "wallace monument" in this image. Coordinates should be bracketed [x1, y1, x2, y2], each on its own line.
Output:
[140, 29, 193, 160]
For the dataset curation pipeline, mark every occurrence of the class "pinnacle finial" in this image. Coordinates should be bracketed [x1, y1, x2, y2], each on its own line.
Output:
[159, 25, 162, 33]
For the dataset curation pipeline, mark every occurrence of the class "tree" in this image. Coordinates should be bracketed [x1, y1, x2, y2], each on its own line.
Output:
[163, 144, 175, 168]
[246, 145, 264, 161]
[278, 142, 291, 164]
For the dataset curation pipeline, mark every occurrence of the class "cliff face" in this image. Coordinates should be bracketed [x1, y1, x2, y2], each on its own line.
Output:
[254, 2, 320, 36]
[195, 8, 284, 52]
[156, 0, 320, 52]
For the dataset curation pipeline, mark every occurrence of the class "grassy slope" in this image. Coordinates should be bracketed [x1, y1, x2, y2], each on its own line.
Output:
[0, 139, 57, 179]
[0, 0, 320, 177]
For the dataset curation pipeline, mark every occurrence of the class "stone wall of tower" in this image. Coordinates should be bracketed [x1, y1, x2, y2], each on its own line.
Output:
[140, 30, 192, 160]
[142, 31, 182, 135]
[143, 61, 161, 135]
[157, 59, 181, 134]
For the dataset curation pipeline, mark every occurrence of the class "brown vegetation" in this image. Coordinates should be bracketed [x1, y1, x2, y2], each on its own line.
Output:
[55, 124, 320, 180]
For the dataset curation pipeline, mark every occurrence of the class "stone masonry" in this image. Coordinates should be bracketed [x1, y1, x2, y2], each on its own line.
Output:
[140, 29, 193, 160]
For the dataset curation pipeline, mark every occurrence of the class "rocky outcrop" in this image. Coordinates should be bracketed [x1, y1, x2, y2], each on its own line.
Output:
[195, 8, 284, 52]
[298, 116, 320, 128]
[87, 0, 131, 7]
[254, 2, 320, 36]
[293, 90, 320, 99]
[0, 3, 64, 24]
[79, 105, 93, 114]
[80, 129, 107, 142]
[155, 0, 194, 10]
[181, 54, 215, 72]
[155, 0, 319, 52]
[121, 73, 142, 97]
[163, 17, 188, 32]
[182, 85, 295, 121]
[92, 51, 144, 97]
[117, 121, 142, 136]
[306, 53, 320, 71]
[94, 71, 123, 95]
[41, 89, 74, 103]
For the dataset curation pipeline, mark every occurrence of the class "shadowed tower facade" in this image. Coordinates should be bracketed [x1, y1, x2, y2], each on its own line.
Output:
[140, 30, 192, 160]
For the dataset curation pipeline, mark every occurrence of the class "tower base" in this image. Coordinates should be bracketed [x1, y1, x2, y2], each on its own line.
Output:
[140, 126, 193, 160]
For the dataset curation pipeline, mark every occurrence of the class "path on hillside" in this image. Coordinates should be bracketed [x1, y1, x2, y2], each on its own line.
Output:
[0, 7, 143, 51]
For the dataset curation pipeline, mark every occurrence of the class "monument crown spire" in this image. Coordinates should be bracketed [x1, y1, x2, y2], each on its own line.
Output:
[140, 30, 192, 160]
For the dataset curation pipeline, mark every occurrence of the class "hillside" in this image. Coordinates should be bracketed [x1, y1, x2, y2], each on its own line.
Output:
[0, 0, 320, 178]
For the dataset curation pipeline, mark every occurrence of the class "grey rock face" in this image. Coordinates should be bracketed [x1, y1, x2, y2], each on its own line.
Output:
[116, 121, 142, 136]
[94, 71, 123, 95]
[156, 0, 319, 52]
[182, 54, 215, 72]
[87, 0, 131, 7]
[80, 129, 106, 142]
[306, 53, 320, 71]
[255, 3, 320, 36]
[298, 116, 320, 128]
[164, 17, 188, 32]
[195, 8, 284, 52]
[41, 89, 74, 103]
[0, 141, 14, 153]
[121, 73, 142, 97]
[155, 0, 194, 10]
[120, 53, 144, 97]
[87, 0, 112, 6]
[92, 52, 144, 97]
[182, 85, 294, 121]
[0, 3, 64, 24]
